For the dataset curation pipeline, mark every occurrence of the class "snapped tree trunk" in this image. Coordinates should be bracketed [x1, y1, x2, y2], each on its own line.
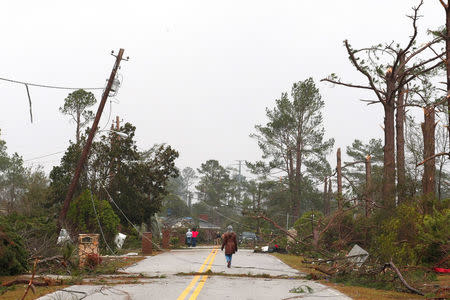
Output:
[383, 100, 396, 209]
[421, 105, 436, 212]
[323, 177, 329, 215]
[256, 184, 261, 235]
[328, 178, 332, 212]
[336, 148, 343, 209]
[396, 53, 406, 203]
[446, 3, 450, 153]
[288, 149, 298, 218]
[295, 133, 303, 218]
[365, 155, 372, 217]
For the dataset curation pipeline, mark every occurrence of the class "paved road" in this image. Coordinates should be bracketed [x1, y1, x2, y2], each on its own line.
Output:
[40, 247, 351, 300]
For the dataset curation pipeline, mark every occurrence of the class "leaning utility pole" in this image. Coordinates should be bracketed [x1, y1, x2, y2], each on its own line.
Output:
[58, 49, 126, 228]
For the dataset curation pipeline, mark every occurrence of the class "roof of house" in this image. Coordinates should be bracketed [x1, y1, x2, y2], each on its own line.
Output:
[198, 219, 221, 230]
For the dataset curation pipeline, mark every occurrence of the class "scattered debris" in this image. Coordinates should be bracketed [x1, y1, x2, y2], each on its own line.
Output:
[346, 244, 368, 267]
[57, 229, 71, 244]
[114, 233, 127, 249]
[289, 285, 313, 294]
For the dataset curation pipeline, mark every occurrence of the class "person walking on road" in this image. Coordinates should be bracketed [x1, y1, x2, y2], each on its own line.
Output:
[186, 228, 192, 247]
[191, 228, 199, 247]
[214, 231, 221, 245]
[221, 225, 238, 268]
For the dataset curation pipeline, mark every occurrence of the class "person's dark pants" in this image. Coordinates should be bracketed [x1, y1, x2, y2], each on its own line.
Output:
[192, 237, 197, 247]
[186, 237, 191, 247]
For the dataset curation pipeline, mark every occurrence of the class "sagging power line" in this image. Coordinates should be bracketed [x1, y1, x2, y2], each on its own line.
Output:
[0, 76, 105, 123]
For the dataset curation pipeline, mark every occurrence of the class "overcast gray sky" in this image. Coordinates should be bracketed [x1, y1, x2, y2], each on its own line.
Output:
[0, 0, 445, 177]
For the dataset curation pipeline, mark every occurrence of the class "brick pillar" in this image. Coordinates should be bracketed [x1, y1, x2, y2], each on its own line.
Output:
[162, 229, 170, 249]
[178, 232, 185, 247]
[142, 232, 153, 255]
[78, 234, 100, 268]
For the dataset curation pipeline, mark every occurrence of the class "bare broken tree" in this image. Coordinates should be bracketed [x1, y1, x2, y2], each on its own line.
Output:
[438, 0, 450, 152]
[322, 0, 443, 208]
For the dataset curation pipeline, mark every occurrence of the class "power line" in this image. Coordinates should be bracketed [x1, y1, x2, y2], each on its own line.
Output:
[0, 76, 105, 123]
[0, 76, 104, 90]
[100, 185, 290, 271]
[89, 190, 116, 255]
[101, 184, 215, 266]
[24, 150, 65, 162]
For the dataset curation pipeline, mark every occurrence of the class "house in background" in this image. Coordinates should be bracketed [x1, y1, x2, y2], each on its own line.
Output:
[197, 214, 221, 241]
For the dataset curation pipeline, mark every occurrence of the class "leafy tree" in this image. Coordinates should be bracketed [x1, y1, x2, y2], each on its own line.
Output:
[20, 167, 49, 217]
[196, 160, 230, 207]
[48, 143, 83, 208]
[0, 151, 28, 213]
[166, 175, 185, 198]
[251, 78, 334, 216]
[90, 123, 179, 225]
[49, 122, 179, 228]
[161, 193, 190, 217]
[59, 89, 96, 144]
[181, 167, 197, 205]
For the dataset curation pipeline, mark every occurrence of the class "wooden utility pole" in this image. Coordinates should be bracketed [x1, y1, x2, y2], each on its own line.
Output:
[336, 148, 343, 209]
[58, 49, 126, 228]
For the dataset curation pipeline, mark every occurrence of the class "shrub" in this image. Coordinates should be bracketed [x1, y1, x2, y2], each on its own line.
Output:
[0, 217, 28, 275]
[374, 202, 449, 265]
[85, 253, 102, 269]
[1, 213, 58, 258]
[67, 189, 120, 252]
[170, 236, 180, 248]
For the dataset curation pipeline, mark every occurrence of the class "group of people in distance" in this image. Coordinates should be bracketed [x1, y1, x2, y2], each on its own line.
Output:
[185, 225, 238, 268]
[185, 228, 199, 247]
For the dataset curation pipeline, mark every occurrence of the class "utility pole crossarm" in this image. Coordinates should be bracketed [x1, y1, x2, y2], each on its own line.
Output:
[58, 48, 125, 228]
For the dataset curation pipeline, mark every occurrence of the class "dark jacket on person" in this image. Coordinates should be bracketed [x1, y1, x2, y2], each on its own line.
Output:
[221, 232, 238, 255]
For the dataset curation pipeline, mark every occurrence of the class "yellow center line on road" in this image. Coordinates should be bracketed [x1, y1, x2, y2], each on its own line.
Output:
[176, 247, 218, 300]
[188, 248, 219, 300]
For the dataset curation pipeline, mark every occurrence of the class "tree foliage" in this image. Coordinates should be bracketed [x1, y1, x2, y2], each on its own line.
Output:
[251, 78, 334, 215]
[59, 89, 96, 144]
[0, 216, 28, 275]
[196, 160, 230, 207]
